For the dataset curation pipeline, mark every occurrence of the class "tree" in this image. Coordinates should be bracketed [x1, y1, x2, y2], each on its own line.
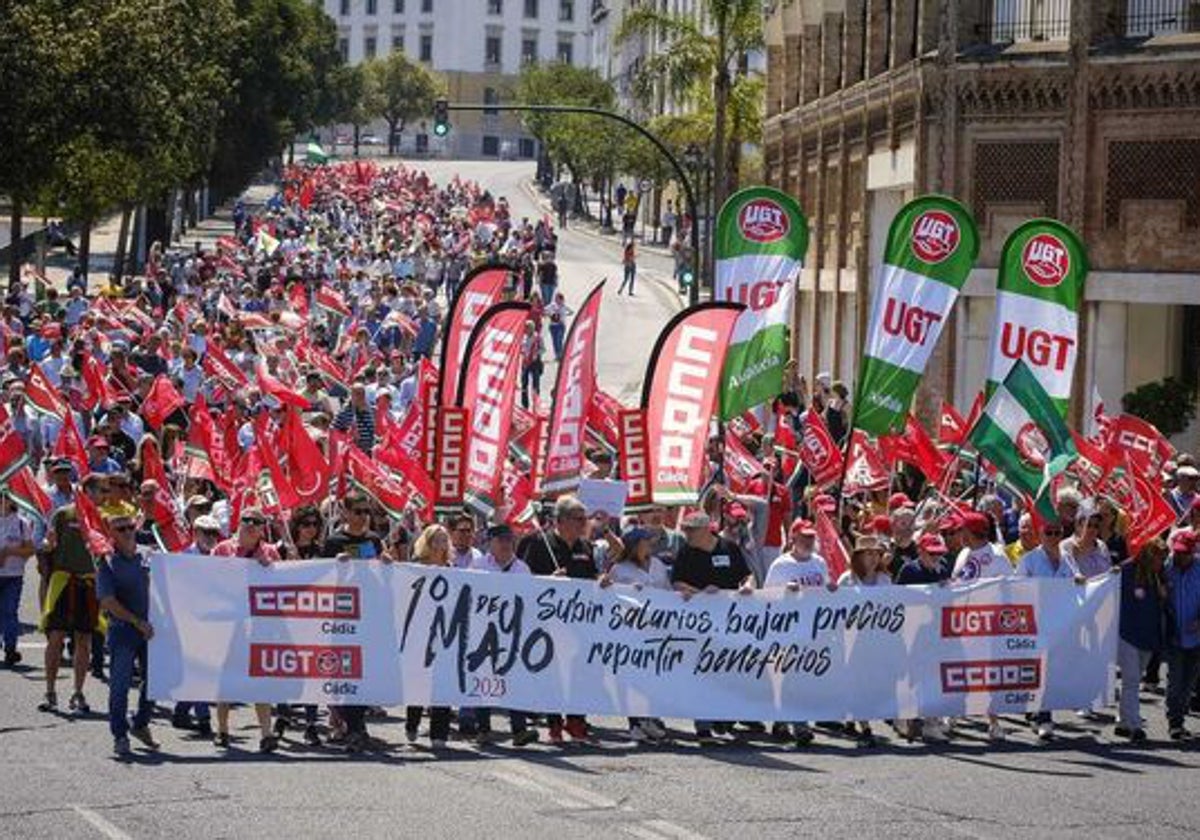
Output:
[616, 0, 763, 211]
[363, 52, 441, 155]
[326, 63, 371, 158]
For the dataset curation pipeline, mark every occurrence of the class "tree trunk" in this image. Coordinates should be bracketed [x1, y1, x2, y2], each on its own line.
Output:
[144, 198, 170, 258]
[387, 118, 398, 155]
[287, 141, 295, 165]
[712, 19, 731, 223]
[7, 201, 22, 287]
[79, 221, 92, 277]
[353, 124, 362, 159]
[111, 207, 132, 282]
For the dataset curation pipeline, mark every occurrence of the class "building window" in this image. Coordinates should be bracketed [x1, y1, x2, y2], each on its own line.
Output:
[557, 38, 573, 64]
[488, 0, 503, 13]
[394, 0, 405, 11]
[338, 37, 350, 62]
[524, 0, 538, 17]
[364, 36, 377, 58]
[419, 33, 433, 61]
[485, 35, 502, 65]
[482, 136, 500, 156]
[985, 0, 1070, 43]
[519, 138, 536, 158]
[522, 36, 538, 64]
[483, 87, 500, 115]
[559, 0, 573, 21]
[1124, 0, 1197, 36]
[367, 0, 378, 13]
[421, 0, 432, 12]
[973, 141, 1061, 221]
[392, 28, 405, 50]
[339, 0, 350, 15]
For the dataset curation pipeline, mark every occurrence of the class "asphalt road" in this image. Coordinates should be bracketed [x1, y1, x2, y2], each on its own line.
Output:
[3, 162, 1200, 840]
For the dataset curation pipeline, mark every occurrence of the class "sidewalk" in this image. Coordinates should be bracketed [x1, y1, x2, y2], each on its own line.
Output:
[527, 182, 679, 258]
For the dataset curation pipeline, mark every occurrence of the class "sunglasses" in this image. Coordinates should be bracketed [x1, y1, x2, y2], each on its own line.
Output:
[298, 519, 319, 527]
[1043, 529, 1064, 537]
[111, 524, 135, 533]
[242, 518, 266, 526]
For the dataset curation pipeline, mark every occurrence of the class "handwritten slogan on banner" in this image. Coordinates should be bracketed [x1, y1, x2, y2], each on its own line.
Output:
[150, 557, 1117, 720]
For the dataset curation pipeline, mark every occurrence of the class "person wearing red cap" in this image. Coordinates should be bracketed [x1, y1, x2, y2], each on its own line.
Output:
[950, 510, 1011, 741]
[763, 517, 830, 747]
[1164, 528, 1200, 740]
[896, 533, 952, 742]
[888, 492, 911, 511]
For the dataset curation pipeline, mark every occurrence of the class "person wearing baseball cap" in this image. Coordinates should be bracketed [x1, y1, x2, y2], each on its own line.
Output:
[949, 510, 1012, 742]
[672, 508, 754, 745]
[896, 533, 953, 744]
[85, 435, 121, 475]
[1170, 465, 1200, 517]
[1164, 528, 1200, 740]
[762, 517, 830, 747]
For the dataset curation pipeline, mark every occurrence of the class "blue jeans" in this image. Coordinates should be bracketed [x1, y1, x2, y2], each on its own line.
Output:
[108, 628, 152, 739]
[618, 264, 636, 295]
[548, 323, 566, 360]
[0, 576, 22, 650]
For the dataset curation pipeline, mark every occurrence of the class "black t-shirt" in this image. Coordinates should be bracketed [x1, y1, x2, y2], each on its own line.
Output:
[519, 530, 596, 579]
[322, 528, 384, 560]
[895, 559, 949, 585]
[671, 537, 750, 591]
[889, 541, 919, 577]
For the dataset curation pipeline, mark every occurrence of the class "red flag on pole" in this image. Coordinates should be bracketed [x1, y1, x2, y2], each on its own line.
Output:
[814, 506, 849, 582]
[25, 363, 69, 419]
[799, 408, 844, 488]
[279, 407, 331, 506]
[438, 266, 509, 405]
[455, 302, 531, 517]
[53, 411, 89, 477]
[141, 375, 185, 430]
[642, 303, 744, 505]
[74, 489, 113, 556]
[542, 282, 604, 494]
[842, 430, 890, 494]
[256, 362, 311, 410]
[1104, 414, 1176, 482]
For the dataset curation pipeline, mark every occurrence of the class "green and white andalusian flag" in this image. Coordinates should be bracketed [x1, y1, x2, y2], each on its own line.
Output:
[853, 196, 979, 436]
[305, 142, 330, 165]
[714, 187, 808, 420]
[969, 360, 1076, 519]
[985, 219, 1087, 417]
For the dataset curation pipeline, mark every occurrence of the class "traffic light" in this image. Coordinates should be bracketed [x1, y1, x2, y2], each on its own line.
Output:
[433, 98, 450, 137]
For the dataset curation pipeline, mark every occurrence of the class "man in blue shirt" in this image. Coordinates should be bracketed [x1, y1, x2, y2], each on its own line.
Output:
[95, 510, 158, 757]
[1164, 529, 1200, 740]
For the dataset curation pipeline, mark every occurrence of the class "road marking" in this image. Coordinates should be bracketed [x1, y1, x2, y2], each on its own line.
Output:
[71, 805, 133, 840]
[491, 761, 707, 840]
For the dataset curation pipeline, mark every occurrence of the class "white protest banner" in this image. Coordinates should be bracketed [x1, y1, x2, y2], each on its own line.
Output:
[154, 557, 1118, 719]
[576, 478, 629, 518]
[148, 555, 401, 705]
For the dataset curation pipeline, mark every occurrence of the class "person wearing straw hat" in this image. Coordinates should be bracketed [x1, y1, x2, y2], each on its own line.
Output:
[836, 534, 890, 746]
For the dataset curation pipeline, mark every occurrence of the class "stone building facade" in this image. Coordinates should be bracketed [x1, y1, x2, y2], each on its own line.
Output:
[762, 0, 1200, 442]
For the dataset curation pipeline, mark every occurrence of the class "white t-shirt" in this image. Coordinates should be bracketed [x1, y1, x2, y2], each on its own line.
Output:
[607, 557, 672, 590]
[836, 570, 892, 587]
[452, 546, 484, 569]
[952, 543, 1011, 581]
[0, 513, 31, 578]
[764, 552, 829, 589]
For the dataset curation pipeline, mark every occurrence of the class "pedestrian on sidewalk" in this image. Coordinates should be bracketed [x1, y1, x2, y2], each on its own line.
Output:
[618, 239, 637, 296]
[537, 253, 558, 304]
[661, 200, 676, 246]
[545, 292, 573, 361]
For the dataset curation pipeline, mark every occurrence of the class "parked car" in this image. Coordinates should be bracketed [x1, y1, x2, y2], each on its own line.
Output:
[360, 134, 384, 146]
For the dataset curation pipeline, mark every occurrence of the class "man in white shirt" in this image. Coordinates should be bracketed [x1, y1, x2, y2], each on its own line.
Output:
[448, 514, 483, 569]
[763, 518, 829, 746]
[0, 496, 34, 666]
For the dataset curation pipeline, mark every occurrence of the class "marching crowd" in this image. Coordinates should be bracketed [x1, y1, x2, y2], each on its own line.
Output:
[1, 161, 1198, 760]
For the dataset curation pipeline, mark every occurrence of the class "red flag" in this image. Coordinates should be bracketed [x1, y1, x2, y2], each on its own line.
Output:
[618, 408, 651, 508]
[138, 437, 189, 551]
[1104, 414, 1176, 482]
[501, 463, 538, 528]
[186, 395, 235, 492]
[0, 405, 29, 482]
[315, 285, 352, 319]
[904, 414, 949, 483]
[256, 361, 311, 410]
[1125, 468, 1179, 559]
[25, 363, 69, 419]
[642, 302, 744, 505]
[723, 429, 766, 494]
[5, 467, 52, 522]
[587, 389, 623, 454]
[842, 431, 890, 494]
[799, 408, 843, 488]
[1069, 430, 1116, 494]
[372, 439, 436, 519]
[814, 506, 849, 582]
[437, 266, 508, 405]
[299, 178, 315, 210]
[937, 400, 968, 446]
[432, 407, 470, 511]
[73, 489, 113, 556]
[279, 407, 331, 506]
[141, 375, 185, 430]
[52, 411, 89, 477]
[773, 414, 801, 483]
[542, 282, 603, 494]
[288, 282, 310, 317]
[81, 354, 118, 411]
[203, 339, 250, 390]
[252, 413, 300, 510]
[298, 341, 351, 389]
[345, 447, 429, 520]
[455, 302, 531, 516]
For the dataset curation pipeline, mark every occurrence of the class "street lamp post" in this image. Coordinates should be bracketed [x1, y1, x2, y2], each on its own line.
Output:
[442, 101, 703, 306]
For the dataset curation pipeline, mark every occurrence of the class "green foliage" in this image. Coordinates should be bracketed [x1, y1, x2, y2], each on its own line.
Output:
[1121, 377, 1198, 438]
[363, 51, 442, 148]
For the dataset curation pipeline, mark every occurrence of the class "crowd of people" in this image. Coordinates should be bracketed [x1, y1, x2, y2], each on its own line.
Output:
[1, 160, 1197, 760]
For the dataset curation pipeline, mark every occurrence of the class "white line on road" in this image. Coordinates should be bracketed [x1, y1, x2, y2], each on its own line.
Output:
[71, 805, 133, 840]
[491, 761, 708, 840]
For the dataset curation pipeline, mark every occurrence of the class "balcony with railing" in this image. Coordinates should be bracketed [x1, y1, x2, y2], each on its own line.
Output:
[1121, 0, 1200, 36]
[978, 0, 1071, 44]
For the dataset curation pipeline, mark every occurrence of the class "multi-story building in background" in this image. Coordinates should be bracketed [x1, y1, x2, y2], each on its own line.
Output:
[323, 0, 591, 159]
[763, 0, 1200, 444]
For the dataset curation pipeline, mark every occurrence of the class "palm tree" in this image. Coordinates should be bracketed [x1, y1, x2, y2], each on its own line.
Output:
[616, 0, 763, 211]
